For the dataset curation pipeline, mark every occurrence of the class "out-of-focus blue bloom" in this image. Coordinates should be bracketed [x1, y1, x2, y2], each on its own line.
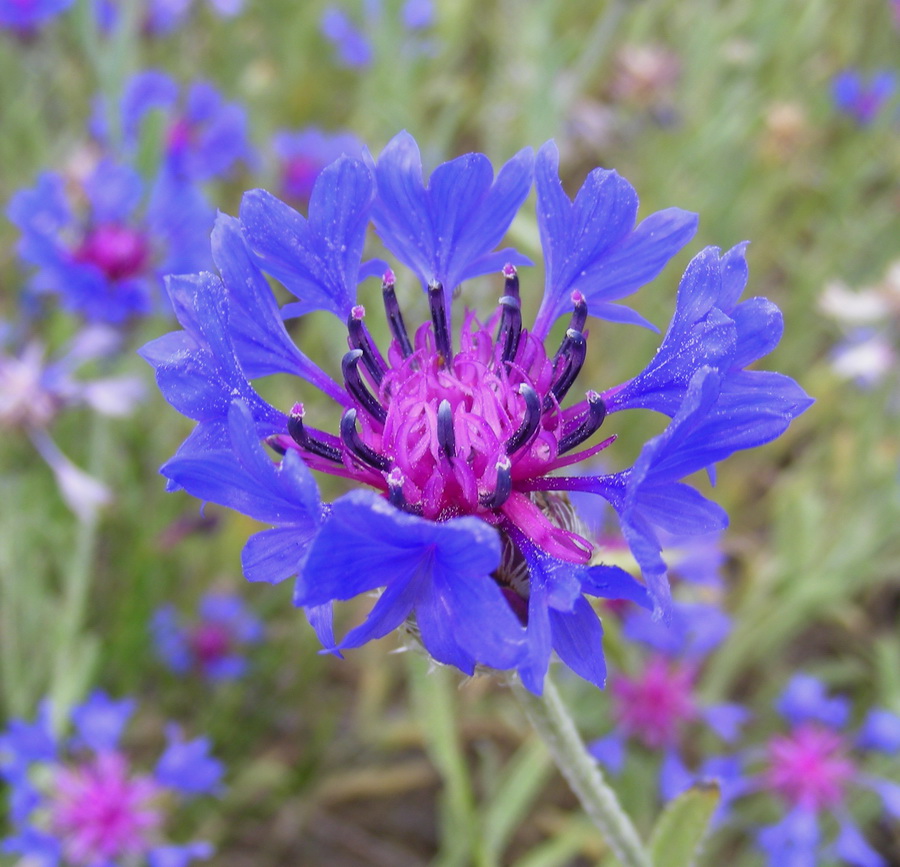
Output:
[321, 6, 372, 67]
[272, 128, 365, 205]
[1, 692, 222, 867]
[151, 592, 264, 681]
[321, 0, 435, 68]
[832, 69, 896, 125]
[143, 130, 810, 695]
[95, 0, 243, 36]
[8, 159, 215, 323]
[0, 0, 73, 33]
[735, 675, 900, 866]
[590, 599, 747, 800]
[0, 322, 144, 520]
[93, 70, 256, 182]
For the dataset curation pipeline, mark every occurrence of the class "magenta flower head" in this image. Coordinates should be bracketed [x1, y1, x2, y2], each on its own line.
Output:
[0, 692, 222, 866]
[743, 675, 900, 866]
[151, 592, 264, 681]
[141, 130, 811, 695]
[8, 158, 214, 323]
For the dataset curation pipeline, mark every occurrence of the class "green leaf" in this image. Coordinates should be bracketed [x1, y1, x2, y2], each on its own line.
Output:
[648, 782, 720, 867]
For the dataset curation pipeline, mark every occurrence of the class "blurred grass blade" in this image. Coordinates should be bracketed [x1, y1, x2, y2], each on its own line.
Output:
[482, 737, 554, 863]
[648, 782, 720, 867]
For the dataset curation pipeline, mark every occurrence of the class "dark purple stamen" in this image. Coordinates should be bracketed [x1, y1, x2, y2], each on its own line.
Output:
[340, 409, 391, 471]
[569, 290, 588, 333]
[497, 296, 522, 363]
[546, 329, 587, 408]
[342, 349, 388, 423]
[505, 384, 541, 455]
[347, 306, 386, 386]
[381, 270, 414, 359]
[481, 457, 512, 509]
[387, 467, 407, 509]
[288, 403, 343, 462]
[428, 280, 452, 365]
[437, 399, 456, 459]
[558, 390, 607, 454]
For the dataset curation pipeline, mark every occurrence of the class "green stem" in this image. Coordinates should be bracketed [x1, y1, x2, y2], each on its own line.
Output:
[511, 675, 651, 867]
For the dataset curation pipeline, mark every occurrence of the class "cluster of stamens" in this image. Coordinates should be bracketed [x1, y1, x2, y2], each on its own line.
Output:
[274, 264, 611, 529]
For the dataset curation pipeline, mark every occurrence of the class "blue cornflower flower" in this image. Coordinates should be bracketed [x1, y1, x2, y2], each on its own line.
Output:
[8, 158, 214, 323]
[832, 69, 896, 126]
[0, 692, 222, 867]
[0, 0, 73, 34]
[92, 70, 256, 183]
[737, 675, 900, 867]
[95, 0, 243, 37]
[151, 592, 264, 681]
[142, 130, 811, 694]
[589, 600, 747, 800]
[272, 127, 365, 205]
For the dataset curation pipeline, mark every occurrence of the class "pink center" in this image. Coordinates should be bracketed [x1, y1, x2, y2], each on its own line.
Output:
[281, 156, 322, 202]
[188, 622, 233, 668]
[74, 224, 149, 282]
[610, 656, 697, 748]
[49, 752, 163, 865]
[276, 268, 616, 565]
[167, 117, 194, 152]
[764, 724, 856, 810]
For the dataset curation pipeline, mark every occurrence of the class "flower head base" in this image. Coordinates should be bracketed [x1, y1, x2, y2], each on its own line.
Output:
[611, 656, 697, 749]
[144, 130, 811, 694]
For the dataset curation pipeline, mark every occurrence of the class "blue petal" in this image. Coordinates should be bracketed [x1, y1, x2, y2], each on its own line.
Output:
[549, 597, 606, 688]
[659, 749, 693, 801]
[856, 708, 900, 753]
[240, 156, 375, 319]
[148, 842, 214, 867]
[83, 160, 143, 223]
[532, 140, 697, 337]
[371, 131, 533, 300]
[71, 691, 135, 753]
[163, 401, 322, 530]
[155, 726, 223, 796]
[757, 808, 820, 867]
[588, 732, 625, 773]
[776, 674, 850, 728]
[120, 70, 179, 145]
[580, 564, 652, 610]
[211, 213, 347, 403]
[241, 525, 317, 584]
[702, 703, 749, 742]
[833, 822, 885, 867]
[336, 575, 420, 650]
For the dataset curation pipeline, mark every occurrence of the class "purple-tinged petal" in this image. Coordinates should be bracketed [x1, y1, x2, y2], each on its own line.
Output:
[241, 526, 317, 585]
[868, 779, 900, 819]
[833, 821, 885, 867]
[588, 732, 625, 773]
[702, 703, 749, 742]
[71, 692, 135, 753]
[580, 565, 652, 610]
[757, 808, 820, 867]
[155, 726, 223, 796]
[776, 674, 850, 729]
[148, 841, 214, 867]
[660, 749, 693, 801]
[856, 709, 900, 753]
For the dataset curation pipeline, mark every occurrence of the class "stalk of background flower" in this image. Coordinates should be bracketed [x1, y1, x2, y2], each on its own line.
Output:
[511, 675, 652, 867]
